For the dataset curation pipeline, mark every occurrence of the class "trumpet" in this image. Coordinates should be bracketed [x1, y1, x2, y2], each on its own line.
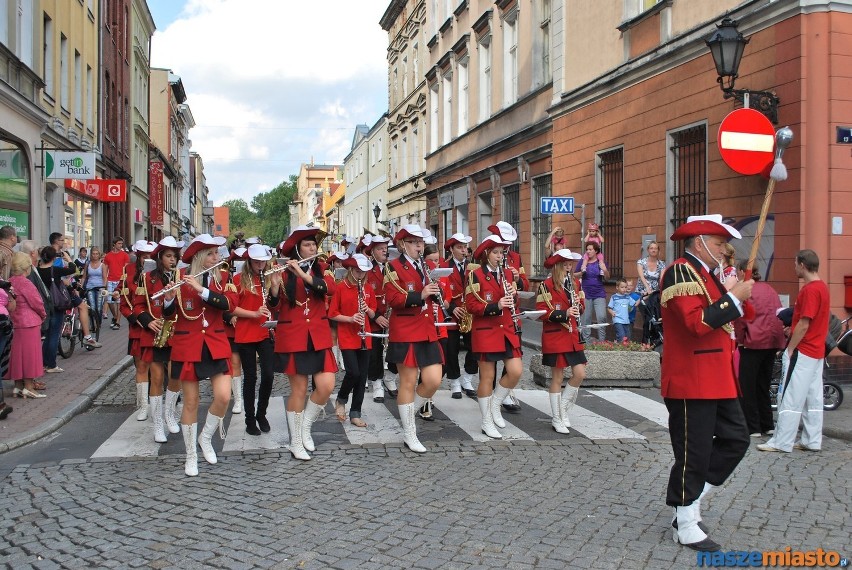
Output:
[151, 260, 228, 299]
[499, 258, 522, 336]
[262, 252, 323, 276]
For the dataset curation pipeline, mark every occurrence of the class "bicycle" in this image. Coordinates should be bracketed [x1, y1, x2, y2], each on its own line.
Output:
[58, 306, 82, 359]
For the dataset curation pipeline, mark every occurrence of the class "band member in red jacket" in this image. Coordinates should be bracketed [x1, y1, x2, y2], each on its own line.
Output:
[162, 234, 233, 477]
[440, 233, 477, 400]
[268, 226, 337, 461]
[133, 236, 184, 443]
[536, 249, 586, 434]
[661, 214, 753, 552]
[383, 224, 444, 453]
[329, 253, 377, 428]
[227, 244, 275, 436]
[226, 246, 247, 416]
[121, 240, 156, 422]
[464, 235, 521, 439]
[488, 221, 529, 413]
[362, 235, 394, 402]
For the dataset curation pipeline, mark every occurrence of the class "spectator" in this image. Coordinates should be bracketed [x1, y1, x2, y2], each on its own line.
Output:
[758, 249, 830, 453]
[0, 252, 15, 418]
[81, 246, 108, 326]
[19, 241, 52, 327]
[734, 261, 785, 437]
[720, 243, 737, 290]
[48, 232, 73, 268]
[636, 241, 666, 344]
[583, 222, 605, 249]
[608, 278, 636, 343]
[546, 226, 567, 256]
[0, 225, 17, 280]
[574, 241, 609, 342]
[74, 247, 88, 271]
[7, 252, 46, 398]
[103, 237, 129, 330]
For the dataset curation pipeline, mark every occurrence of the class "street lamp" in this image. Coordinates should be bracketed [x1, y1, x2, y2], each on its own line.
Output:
[373, 203, 382, 225]
[706, 17, 779, 124]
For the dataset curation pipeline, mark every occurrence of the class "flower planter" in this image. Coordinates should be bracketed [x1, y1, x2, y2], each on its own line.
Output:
[531, 350, 661, 389]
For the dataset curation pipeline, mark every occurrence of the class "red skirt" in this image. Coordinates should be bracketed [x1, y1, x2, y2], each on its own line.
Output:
[127, 338, 141, 359]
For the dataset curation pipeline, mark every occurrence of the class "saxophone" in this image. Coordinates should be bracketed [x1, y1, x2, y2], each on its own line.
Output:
[153, 271, 176, 348]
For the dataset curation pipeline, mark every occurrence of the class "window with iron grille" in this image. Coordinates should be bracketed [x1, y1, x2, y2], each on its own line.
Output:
[502, 184, 520, 250]
[597, 148, 624, 281]
[668, 125, 707, 259]
[531, 175, 551, 279]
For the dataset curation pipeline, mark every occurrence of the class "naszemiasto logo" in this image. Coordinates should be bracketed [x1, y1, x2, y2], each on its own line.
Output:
[59, 157, 90, 175]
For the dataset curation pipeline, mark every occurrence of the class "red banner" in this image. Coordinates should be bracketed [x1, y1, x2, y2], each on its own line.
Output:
[149, 161, 164, 227]
[64, 179, 126, 201]
[100, 179, 126, 202]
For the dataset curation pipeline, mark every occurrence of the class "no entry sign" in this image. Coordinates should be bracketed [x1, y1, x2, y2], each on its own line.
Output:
[718, 108, 775, 175]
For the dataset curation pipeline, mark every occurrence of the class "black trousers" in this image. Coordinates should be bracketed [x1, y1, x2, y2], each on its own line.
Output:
[737, 348, 777, 434]
[367, 333, 385, 381]
[664, 398, 749, 507]
[338, 348, 370, 416]
[445, 329, 477, 380]
[237, 338, 275, 425]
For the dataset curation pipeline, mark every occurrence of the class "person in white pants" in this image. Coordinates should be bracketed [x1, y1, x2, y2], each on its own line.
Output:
[758, 249, 829, 453]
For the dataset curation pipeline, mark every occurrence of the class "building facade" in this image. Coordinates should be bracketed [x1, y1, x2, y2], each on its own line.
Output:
[129, 0, 154, 242]
[293, 162, 341, 229]
[341, 115, 389, 239]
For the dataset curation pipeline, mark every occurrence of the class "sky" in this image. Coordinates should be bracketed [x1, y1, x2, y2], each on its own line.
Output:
[147, 0, 390, 207]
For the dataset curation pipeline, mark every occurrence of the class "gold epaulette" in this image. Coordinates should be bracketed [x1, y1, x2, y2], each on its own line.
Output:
[465, 263, 480, 273]
[536, 282, 552, 304]
[135, 286, 145, 295]
[519, 266, 526, 275]
[120, 288, 129, 295]
[660, 263, 707, 308]
[465, 270, 485, 303]
[225, 282, 237, 293]
[382, 266, 408, 295]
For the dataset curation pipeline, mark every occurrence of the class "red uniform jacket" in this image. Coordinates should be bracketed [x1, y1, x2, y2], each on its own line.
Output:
[465, 265, 520, 353]
[162, 268, 232, 362]
[427, 259, 451, 339]
[440, 256, 468, 316]
[536, 276, 585, 354]
[133, 270, 174, 348]
[270, 269, 333, 353]
[383, 257, 439, 343]
[366, 261, 387, 325]
[505, 250, 530, 292]
[119, 262, 143, 340]
[328, 278, 376, 350]
[228, 273, 270, 344]
[660, 253, 742, 399]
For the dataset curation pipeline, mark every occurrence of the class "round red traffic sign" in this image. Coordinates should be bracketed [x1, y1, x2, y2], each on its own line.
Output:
[718, 108, 775, 175]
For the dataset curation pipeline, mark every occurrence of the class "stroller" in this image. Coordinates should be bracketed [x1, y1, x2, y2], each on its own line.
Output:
[640, 290, 664, 353]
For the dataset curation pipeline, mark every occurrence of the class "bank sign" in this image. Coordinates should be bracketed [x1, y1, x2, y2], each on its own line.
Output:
[44, 151, 96, 179]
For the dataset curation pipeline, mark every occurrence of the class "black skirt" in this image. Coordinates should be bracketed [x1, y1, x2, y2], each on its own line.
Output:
[542, 351, 587, 368]
[386, 341, 443, 368]
[171, 344, 229, 381]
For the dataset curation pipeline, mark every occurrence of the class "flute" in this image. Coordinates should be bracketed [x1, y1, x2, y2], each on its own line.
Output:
[262, 252, 323, 276]
[151, 260, 228, 299]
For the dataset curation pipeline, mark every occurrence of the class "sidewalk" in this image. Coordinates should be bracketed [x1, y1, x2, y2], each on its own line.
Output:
[0, 321, 132, 453]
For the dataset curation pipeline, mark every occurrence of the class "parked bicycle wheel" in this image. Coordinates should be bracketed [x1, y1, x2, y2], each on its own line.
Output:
[824, 382, 844, 411]
[58, 314, 77, 359]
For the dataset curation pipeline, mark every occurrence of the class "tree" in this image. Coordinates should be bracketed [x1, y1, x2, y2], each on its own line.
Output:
[221, 198, 253, 229]
[251, 174, 298, 246]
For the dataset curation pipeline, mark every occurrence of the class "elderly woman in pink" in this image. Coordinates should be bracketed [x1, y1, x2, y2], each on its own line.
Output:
[7, 252, 46, 398]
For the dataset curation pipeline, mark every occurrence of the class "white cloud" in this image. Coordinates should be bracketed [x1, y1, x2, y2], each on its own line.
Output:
[151, 0, 389, 206]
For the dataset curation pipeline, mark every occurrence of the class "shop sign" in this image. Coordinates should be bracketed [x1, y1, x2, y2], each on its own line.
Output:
[149, 161, 164, 226]
[0, 208, 29, 236]
[45, 151, 96, 179]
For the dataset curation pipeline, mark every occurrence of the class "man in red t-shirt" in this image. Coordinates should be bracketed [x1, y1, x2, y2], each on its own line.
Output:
[103, 236, 129, 329]
[758, 249, 830, 453]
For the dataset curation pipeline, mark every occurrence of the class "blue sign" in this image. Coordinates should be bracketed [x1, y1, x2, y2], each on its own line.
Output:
[540, 197, 574, 214]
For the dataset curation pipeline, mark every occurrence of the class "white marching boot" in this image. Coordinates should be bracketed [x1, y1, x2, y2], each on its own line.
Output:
[372, 380, 385, 403]
[150, 396, 167, 443]
[181, 423, 198, 477]
[164, 390, 181, 434]
[479, 396, 502, 439]
[449, 378, 462, 399]
[460, 374, 477, 399]
[549, 393, 570, 434]
[302, 399, 324, 452]
[491, 384, 511, 429]
[287, 411, 311, 461]
[673, 504, 720, 551]
[198, 413, 223, 465]
[399, 402, 427, 453]
[231, 376, 243, 415]
[135, 382, 149, 421]
[383, 375, 399, 398]
[561, 384, 579, 429]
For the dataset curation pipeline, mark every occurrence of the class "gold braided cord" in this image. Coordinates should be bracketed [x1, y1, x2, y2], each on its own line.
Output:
[382, 261, 410, 296]
[537, 281, 572, 332]
[464, 270, 487, 305]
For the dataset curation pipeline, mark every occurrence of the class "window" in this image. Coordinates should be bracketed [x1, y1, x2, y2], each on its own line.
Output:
[0, 0, 7, 45]
[371, 143, 376, 166]
[400, 133, 408, 180]
[458, 58, 469, 135]
[104, 71, 111, 138]
[412, 124, 420, 175]
[431, 0, 439, 36]
[502, 11, 518, 108]
[531, 175, 552, 279]
[20, 0, 33, 66]
[43, 14, 53, 96]
[59, 33, 68, 109]
[625, 0, 662, 20]
[378, 137, 383, 161]
[402, 57, 408, 98]
[668, 125, 707, 259]
[502, 183, 520, 249]
[412, 44, 419, 86]
[478, 37, 491, 122]
[537, 0, 551, 88]
[392, 139, 398, 181]
[86, 64, 93, 128]
[74, 50, 81, 120]
[429, 82, 439, 152]
[597, 148, 624, 280]
[442, 72, 452, 145]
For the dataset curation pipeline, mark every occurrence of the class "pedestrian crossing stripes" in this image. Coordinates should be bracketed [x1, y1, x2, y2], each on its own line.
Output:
[90, 389, 670, 459]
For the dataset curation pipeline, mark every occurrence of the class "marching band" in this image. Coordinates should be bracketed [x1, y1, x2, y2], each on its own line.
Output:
[121, 221, 587, 476]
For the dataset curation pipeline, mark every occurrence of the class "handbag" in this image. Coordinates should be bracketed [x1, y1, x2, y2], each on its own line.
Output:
[49, 267, 73, 312]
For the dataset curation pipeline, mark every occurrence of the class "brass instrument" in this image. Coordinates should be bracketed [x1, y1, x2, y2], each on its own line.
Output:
[498, 258, 522, 336]
[151, 260, 228, 299]
[153, 270, 176, 348]
[262, 252, 323, 276]
[457, 307, 473, 334]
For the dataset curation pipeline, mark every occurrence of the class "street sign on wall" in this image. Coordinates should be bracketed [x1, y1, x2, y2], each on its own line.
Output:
[718, 108, 775, 175]
[540, 197, 574, 214]
[44, 151, 96, 179]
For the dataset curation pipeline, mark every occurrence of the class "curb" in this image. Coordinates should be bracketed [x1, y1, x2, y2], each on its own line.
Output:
[0, 355, 133, 454]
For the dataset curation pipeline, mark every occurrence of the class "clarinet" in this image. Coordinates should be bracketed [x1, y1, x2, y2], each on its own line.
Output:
[419, 253, 452, 322]
[499, 258, 522, 336]
[259, 271, 273, 341]
[356, 277, 367, 350]
[564, 275, 580, 332]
